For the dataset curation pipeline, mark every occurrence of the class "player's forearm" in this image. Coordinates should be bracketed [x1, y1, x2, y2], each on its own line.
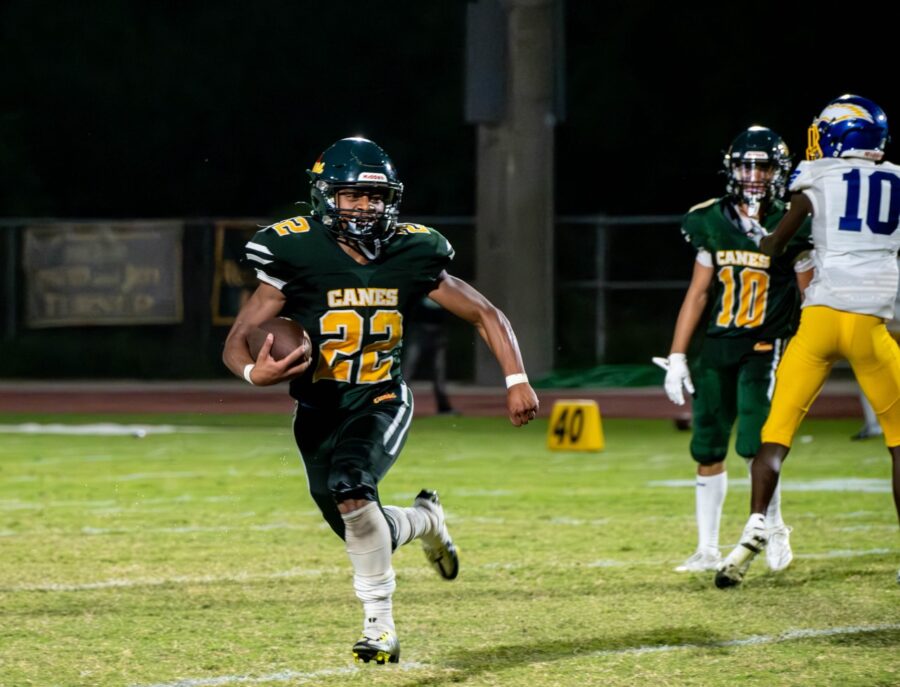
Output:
[759, 232, 788, 257]
[669, 292, 707, 353]
[474, 304, 528, 377]
[763, 193, 811, 256]
[222, 322, 256, 378]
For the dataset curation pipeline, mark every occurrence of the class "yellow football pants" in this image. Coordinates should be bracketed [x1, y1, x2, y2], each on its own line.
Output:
[762, 305, 900, 447]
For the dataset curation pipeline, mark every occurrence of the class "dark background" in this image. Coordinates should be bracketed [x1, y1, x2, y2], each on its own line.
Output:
[4, 1, 898, 221]
[1, 2, 896, 379]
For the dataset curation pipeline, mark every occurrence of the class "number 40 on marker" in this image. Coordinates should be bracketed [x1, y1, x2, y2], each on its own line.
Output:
[546, 399, 604, 452]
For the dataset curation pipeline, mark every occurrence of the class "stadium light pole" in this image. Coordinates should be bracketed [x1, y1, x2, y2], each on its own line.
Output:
[466, 0, 562, 384]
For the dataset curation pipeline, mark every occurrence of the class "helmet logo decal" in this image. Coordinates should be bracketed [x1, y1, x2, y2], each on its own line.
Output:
[358, 172, 388, 182]
[311, 160, 325, 174]
[818, 103, 874, 125]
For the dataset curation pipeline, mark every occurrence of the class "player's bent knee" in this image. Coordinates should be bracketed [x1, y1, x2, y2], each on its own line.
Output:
[330, 479, 377, 504]
[690, 451, 727, 467]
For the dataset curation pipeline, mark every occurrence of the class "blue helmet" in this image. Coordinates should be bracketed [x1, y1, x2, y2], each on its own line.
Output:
[806, 94, 889, 161]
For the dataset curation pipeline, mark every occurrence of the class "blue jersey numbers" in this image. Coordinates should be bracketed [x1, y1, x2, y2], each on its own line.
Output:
[838, 168, 900, 235]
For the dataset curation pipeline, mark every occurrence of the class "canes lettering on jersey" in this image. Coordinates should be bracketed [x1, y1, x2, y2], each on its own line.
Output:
[681, 198, 813, 339]
[327, 288, 400, 308]
[243, 214, 454, 411]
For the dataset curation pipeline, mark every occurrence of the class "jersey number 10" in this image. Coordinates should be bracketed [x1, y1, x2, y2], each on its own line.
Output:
[839, 169, 900, 234]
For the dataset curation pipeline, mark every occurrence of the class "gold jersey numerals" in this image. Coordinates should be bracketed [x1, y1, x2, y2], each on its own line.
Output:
[313, 309, 403, 384]
[715, 266, 769, 329]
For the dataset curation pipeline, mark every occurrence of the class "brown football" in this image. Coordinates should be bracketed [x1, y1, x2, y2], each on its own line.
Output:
[247, 317, 311, 364]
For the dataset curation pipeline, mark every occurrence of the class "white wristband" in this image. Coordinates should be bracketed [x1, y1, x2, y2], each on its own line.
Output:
[505, 373, 528, 389]
[242, 363, 256, 385]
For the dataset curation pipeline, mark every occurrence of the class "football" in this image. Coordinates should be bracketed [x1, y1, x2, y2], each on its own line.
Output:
[247, 317, 311, 365]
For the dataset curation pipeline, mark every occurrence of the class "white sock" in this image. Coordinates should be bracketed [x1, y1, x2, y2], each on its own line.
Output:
[382, 504, 433, 547]
[766, 481, 785, 529]
[747, 512, 766, 531]
[695, 471, 727, 553]
[746, 458, 785, 529]
[342, 502, 396, 636]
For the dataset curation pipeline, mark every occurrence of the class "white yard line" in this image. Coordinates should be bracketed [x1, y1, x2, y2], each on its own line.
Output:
[0, 423, 213, 435]
[130, 624, 900, 687]
[5, 548, 896, 592]
[4, 567, 346, 592]
[647, 478, 892, 492]
[585, 622, 900, 658]
[132, 662, 428, 687]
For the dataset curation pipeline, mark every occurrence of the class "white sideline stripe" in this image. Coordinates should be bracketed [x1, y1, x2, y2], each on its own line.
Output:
[130, 624, 900, 687]
[585, 623, 900, 659]
[647, 478, 891, 493]
[0, 423, 213, 436]
[796, 547, 891, 560]
[4, 567, 347, 592]
[132, 661, 428, 687]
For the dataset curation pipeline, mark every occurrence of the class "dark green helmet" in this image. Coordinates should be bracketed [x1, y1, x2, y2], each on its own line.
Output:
[308, 137, 404, 259]
[722, 126, 792, 214]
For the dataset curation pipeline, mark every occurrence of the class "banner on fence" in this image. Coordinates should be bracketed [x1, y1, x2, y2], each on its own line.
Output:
[23, 222, 183, 327]
[211, 220, 262, 326]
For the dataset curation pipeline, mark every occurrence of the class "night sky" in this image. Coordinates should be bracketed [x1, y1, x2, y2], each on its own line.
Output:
[3, 1, 898, 220]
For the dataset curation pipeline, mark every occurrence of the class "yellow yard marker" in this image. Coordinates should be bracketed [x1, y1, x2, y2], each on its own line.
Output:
[546, 399, 603, 451]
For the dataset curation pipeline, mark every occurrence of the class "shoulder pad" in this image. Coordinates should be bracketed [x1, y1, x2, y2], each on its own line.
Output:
[680, 198, 722, 252]
[686, 197, 718, 214]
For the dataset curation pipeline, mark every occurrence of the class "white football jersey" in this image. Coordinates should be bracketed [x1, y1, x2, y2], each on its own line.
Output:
[790, 158, 900, 318]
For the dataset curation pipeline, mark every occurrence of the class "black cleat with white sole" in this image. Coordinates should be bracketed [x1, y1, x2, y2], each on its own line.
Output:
[352, 630, 400, 664]
[414, 489, 459, 580]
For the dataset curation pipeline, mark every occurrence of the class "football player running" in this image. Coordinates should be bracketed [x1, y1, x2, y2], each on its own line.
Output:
[222, 137, 539, 663]
[716, 95, 900, 588]
[656, 127, 814, 574]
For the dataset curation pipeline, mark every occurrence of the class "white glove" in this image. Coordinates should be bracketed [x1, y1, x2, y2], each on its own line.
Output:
[740, 215, 769, 247]
[652, 353, 694, 406]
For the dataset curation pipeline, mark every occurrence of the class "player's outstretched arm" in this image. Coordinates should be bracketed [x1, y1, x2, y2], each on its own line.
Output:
[428, 271, 539, 426]
[760, 193, 812, 257]
[222, 283, 311, 386]
[655, 259, 712, 405]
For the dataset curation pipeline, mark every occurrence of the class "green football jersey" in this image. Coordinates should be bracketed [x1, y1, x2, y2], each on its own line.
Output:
[681, 198, 813, 340]
[244, 216, 455, 410]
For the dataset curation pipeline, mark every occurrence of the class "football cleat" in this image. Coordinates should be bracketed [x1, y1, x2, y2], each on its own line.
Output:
[413, 489, 459, 580]
[352, 629, 400, 665]
[674, 549, 722, 573]
[765, 524, 793, 571]
[715, 518, 768, 589]
[850, 425, 883, 441]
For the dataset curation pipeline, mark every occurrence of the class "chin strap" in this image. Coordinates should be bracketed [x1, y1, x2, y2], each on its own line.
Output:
[335, 232, 384, 261]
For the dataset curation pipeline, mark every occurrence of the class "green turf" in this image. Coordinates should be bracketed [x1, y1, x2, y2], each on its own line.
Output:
[0, 413, 896, 686]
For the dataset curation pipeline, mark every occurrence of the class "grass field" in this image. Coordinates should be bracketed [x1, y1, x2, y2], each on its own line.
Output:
[0, 412, 897, 687]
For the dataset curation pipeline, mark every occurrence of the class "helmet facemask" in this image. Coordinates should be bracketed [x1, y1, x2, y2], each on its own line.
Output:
[723, 127, 791, 218]
[313, 180, 402, 260]
[729, 159, 778, 218]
